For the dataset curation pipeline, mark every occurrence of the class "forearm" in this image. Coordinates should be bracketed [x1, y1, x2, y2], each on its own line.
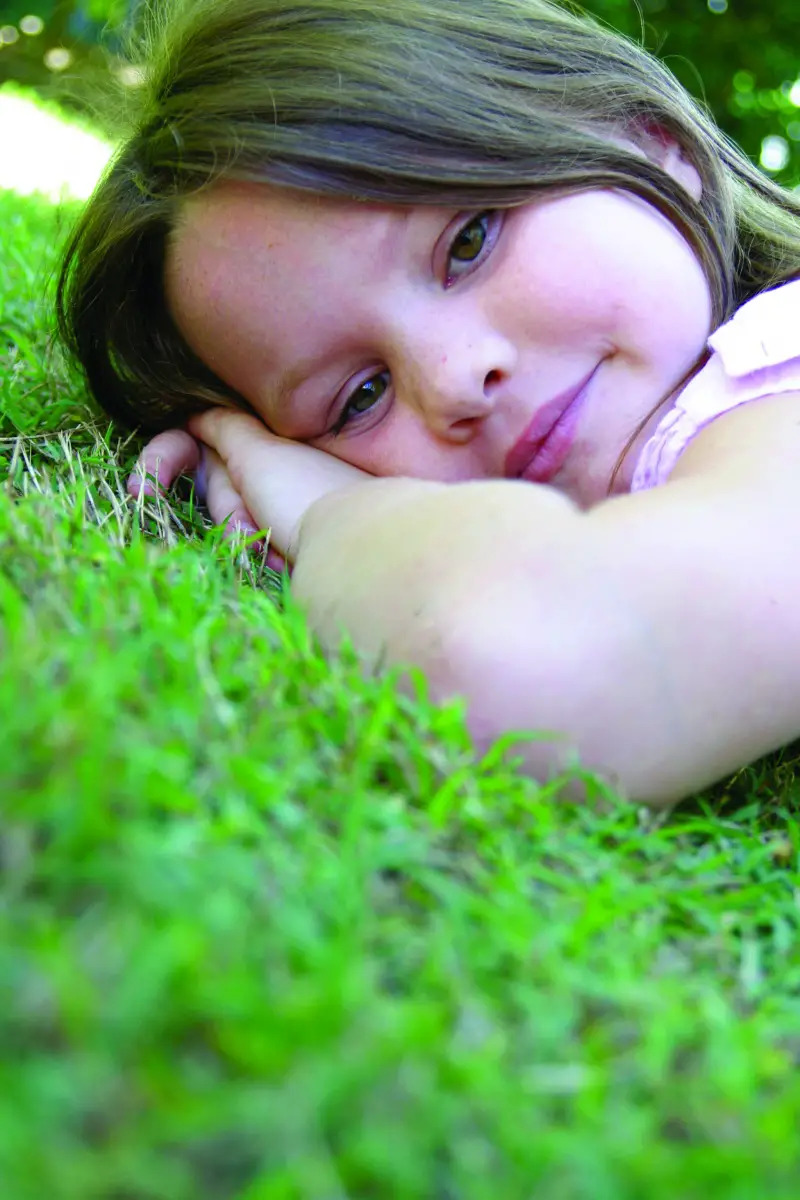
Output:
[291, 472, 800, 807]
[290, 476, 583, 675]
[290, 477, 676, 804]
[184, 392, 800, 806]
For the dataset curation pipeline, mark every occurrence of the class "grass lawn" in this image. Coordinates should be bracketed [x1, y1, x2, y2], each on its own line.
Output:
[3, 160, 800, 1198]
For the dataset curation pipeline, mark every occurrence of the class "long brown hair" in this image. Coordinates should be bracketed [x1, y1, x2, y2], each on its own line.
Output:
[56, 0, 800, 441]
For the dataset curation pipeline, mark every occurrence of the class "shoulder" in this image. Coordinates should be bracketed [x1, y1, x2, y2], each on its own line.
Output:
[674, 275, 800, 486]
[634, 279, 800, 492]
[708, 277, 800, 377]
[669, 386, 800, 493]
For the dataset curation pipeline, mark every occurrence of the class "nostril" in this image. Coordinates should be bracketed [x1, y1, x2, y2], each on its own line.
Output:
[485, 369, 503, 390]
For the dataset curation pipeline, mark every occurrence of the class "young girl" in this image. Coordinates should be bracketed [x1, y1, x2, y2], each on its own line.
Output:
[56, 0, 800, 806]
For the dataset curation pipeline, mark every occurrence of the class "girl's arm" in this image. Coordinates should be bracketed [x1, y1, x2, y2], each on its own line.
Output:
[190, 395, 800, 807]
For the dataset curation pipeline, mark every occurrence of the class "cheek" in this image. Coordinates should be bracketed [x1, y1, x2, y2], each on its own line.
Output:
[513, 243, 709, 364]
[319, 419, 414, 477]
[316, 411, 466, 482]
[492, 221, 617, 341]
[501, 198, 711, 348]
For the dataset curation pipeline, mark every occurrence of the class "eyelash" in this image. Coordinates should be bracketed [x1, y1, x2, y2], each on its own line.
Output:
[329, 211, 500, 436]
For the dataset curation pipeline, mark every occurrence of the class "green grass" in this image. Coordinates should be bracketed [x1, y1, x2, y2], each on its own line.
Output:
[4, 176, 800, 1200]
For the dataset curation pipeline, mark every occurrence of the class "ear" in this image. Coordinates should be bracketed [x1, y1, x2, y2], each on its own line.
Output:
[628, 121, 703, 202]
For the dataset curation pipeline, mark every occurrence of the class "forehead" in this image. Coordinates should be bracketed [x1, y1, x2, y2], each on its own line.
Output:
[168, 182, 408, 320]
[167, 182, 343, 364]
[166, 182, 362, 309]
[164, 182, 399, 395]
[166, 180, 410, 285]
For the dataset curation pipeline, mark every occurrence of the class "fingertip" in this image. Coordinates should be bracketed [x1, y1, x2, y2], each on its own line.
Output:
[127, 473, 158, 499]
[189, 407, 269, 441]
[223, 514, 265, 550]
[186, 412, 208, 440]
[192, 449, 208, 504]
[265, 548, 287, 573]
[139, 430, 201, 489]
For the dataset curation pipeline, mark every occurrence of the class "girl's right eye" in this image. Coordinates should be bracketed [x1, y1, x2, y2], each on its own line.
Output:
[330, 370, 391, 435]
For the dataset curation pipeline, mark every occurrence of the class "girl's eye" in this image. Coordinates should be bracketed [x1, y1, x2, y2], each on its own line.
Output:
[326, 214, 498, 435]
[445, 211, 497, 286]
[331, 370, 390, 435]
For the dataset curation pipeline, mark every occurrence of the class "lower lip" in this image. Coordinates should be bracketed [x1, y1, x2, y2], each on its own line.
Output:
[518, 369, 597, 485]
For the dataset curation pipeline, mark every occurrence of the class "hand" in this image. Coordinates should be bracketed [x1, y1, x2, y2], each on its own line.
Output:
[126, 425, 281, 563]
[127, 412, 376, 567]
[188, 409, 377, 562]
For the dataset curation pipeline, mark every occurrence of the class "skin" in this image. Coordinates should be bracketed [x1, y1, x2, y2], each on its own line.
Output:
[133, 138, 800, 803]
[160, 140, 710, 515]
[126, 145, 800, 806]
[175, 390, 800, 805]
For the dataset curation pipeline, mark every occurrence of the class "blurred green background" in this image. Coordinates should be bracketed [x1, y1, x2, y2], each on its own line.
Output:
[1, 0, 799, 179]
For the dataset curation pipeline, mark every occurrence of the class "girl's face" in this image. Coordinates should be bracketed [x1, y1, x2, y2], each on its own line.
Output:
[166, 168, 712, 506]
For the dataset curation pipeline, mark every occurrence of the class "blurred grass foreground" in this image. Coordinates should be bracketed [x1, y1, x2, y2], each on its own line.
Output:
[4, 8, 800, 1200]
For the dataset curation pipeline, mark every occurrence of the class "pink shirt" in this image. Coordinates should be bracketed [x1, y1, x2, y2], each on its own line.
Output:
[631, 278, 800, 491]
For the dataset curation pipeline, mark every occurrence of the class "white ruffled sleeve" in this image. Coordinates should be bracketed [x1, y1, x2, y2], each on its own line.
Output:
[631, 278, 800, 492]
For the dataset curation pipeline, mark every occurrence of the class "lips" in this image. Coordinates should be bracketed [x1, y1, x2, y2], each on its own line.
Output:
[504, 366, 599, 485]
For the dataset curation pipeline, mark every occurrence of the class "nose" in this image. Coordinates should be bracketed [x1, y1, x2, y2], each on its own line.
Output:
[403, 317, 515, 440]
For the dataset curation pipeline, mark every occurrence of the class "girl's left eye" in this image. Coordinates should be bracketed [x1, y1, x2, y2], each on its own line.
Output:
[445, 211, 499, 287]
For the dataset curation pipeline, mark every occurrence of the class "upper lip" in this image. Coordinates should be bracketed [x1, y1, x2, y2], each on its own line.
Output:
[503, 366, 598, 480]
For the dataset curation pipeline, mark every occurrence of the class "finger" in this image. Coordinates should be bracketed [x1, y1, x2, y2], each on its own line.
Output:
[188, 408, 275, 446]
[204, 449, 288, 570]
[187, 410, 283, 485]
[266, 547, 288, 574]
[193, 445, 209, 504]
[187, 406, 364, 560]
[204, 446, 264, 549]
[127, 429, 201, 498]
